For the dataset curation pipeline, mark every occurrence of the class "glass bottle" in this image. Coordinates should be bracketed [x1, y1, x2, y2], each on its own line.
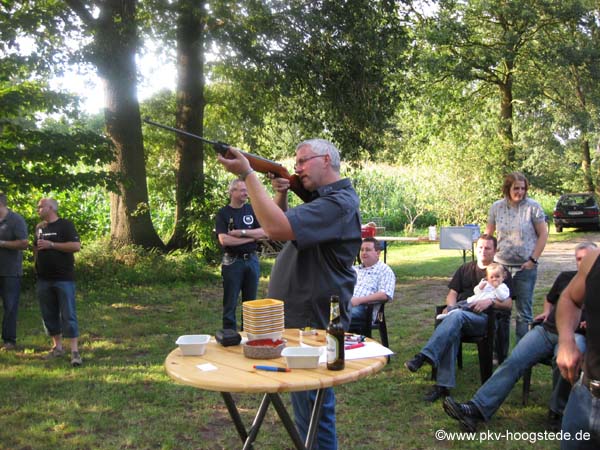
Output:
[326, 295, 345, 370]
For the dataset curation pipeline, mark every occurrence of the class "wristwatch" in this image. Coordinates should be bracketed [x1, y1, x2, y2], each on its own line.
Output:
[241, 230, 247, 237]
[529, 256, 538, 265]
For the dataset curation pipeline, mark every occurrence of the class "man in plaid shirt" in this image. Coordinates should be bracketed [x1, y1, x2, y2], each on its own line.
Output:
[349, 237, 396, 333]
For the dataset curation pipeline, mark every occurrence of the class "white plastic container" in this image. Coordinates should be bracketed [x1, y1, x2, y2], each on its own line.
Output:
[176, 335, 210, 356]
[281, 346, 322, 369]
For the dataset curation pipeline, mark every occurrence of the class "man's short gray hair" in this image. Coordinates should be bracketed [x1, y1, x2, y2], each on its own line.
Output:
[44, 198, 59, 212]
[296, 139, 341, 172]
[228, 178, 244, 195]
[575, 241, 597, 252]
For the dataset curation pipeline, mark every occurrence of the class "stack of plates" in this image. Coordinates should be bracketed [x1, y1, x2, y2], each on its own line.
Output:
[243, 299, 284, 340]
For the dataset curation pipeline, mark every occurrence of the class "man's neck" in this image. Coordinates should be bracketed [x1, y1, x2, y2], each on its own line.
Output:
[0, 207, 7, 220]
[229, 200, 245, 209]
[478, 260, 493, 269]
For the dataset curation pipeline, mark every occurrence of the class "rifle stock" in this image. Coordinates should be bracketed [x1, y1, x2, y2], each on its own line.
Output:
[143, 118, 312, 202]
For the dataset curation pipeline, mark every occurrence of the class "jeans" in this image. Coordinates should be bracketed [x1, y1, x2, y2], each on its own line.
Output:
[561, 378, 600, 449]
[421, 310, 488, 389]
[472, 326, 586, 421]
[221, 254, 260, 330]
[1, 276, 20, 344]
[37, 280, 79, 338]
[509, 266, 538, 341]
[291, 388, 337, 450]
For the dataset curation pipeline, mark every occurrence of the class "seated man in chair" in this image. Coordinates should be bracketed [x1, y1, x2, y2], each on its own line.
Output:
[442, 241, 594, 432]
[349, 237, 395, 336]
[404, 234, 513, 402]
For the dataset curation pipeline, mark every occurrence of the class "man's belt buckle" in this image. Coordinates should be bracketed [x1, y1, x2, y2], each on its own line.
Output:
[589, 379, 600, 398]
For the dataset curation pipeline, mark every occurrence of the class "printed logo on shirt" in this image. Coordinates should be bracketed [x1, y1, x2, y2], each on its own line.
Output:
[243, 215, 254, 226]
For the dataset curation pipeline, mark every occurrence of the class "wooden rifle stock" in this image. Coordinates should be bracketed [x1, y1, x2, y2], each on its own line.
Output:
[143, 118, 312, 202]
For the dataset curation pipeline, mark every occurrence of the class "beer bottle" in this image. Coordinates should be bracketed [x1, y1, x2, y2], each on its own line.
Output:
[326, 295, 345, 370]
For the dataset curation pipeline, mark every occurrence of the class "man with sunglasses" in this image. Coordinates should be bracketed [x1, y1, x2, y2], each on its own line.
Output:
[218, 139, 361, 450]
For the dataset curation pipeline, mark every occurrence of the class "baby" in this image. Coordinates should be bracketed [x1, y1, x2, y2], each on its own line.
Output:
[437, 263, 509, 320]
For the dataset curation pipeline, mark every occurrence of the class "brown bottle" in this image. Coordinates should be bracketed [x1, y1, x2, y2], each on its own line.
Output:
[326, 295, 345, 370]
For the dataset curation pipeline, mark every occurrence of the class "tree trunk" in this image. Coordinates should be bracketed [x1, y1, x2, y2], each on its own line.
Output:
[68, 0, 164, 249]
[581, 139, 594, 193]
[498, 76, 515, 167]
[166, 0, 207, 251]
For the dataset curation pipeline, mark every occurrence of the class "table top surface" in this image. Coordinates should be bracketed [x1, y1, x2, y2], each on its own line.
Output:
[165, 329, 387, 394]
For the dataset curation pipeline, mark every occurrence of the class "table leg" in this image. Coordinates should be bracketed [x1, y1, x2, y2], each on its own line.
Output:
[221, 392, 251, 446]
[242, 394, 272, 450]
[305, 389, 325, 450]
[268, 393, 306, 450]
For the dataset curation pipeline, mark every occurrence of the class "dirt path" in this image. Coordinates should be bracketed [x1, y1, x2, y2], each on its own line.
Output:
[536, 232, 600, 288]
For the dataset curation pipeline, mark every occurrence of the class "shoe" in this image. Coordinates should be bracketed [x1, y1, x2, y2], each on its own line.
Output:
[71, 352, 83, 367]
[423, 385, 450, 402]
[404, 353, 430, 372]
[548, 410, 562, 431]
[0, 342, 16, 351]
[43, 347, 65, 360]
[443, 396, 483, 432]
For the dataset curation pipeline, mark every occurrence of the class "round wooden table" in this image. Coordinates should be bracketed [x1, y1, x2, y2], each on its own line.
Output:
[165, 329, 387, 449]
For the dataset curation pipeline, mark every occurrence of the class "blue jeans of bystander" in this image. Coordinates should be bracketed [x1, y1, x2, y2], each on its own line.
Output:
[221, 254, 260, 330]
[37, 279, 79, 338]
[421, 310, 488, 389]
[291, 388, 337, 450]
[1, 276, 20, 344]
[561, 377, 600, 449]
[508, 265, 538, 341]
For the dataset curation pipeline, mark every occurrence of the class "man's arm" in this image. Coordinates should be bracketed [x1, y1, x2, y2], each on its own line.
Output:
[37, 239, 80, 253]
[0, 239, 28, 250]
[534, 298, 554, 322]
[556, 249, 598, 384]
[351, 290, 388, 307]
[219, 228, 268, 247]
[218, 149, 295, 241]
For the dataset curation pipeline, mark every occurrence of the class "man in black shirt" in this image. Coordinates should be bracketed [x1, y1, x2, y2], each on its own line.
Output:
[35, 198, 82, 367]
[215, 179, 266, 330]
[557, 245, 600, 449]
[404, 234, 513, 402]
[443, 242, 596, 432]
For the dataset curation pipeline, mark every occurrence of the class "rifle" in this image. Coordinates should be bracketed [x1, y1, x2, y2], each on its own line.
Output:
[143, 118, 312, 202]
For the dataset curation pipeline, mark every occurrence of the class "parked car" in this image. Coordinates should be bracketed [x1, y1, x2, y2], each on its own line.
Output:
[553, 193, 600, 232]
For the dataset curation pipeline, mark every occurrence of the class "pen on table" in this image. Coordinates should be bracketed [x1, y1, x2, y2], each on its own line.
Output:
[253, 365, 291, 372]
[345, 343, 365, 350]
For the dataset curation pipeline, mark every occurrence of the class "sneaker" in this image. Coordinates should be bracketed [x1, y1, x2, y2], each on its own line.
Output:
[1, 342, 16, 351]
[423, 385, 450, 402]
[443, 397, 483, 432]
[71, 352, 83, 367]
[43, 347, 66, 360]
[404, 353, 431, 372]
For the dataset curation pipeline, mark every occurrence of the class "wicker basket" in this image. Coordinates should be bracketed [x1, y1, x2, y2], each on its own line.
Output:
[243, 339, 286, 359]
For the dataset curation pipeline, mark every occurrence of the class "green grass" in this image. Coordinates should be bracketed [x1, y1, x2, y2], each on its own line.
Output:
[1, 231, 590, 449]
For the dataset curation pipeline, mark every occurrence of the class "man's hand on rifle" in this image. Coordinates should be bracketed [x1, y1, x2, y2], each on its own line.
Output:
[268, 173, 290, 193]
[217, 147, 251, 176]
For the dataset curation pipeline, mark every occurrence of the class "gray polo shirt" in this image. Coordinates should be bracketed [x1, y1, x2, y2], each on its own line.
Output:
[487, 197, 546, 266]
[0, 210, 28, 277]
[267, 178, 361, 330]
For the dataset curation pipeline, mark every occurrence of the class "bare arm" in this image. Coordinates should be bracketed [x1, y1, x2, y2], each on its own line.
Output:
[556, 249, 598, 384]
[520, 220, 549, 270]
[351, 291, 389, 307]
[218, 149, 295, 241]
[485, 223, 495, 236]
[0, 239, 28, 250]
[534, 298, 554, 322]
[37, 239, 81, 253]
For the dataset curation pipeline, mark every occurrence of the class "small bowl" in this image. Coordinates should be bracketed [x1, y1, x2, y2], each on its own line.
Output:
[176, 334, 210, 356]
[243, 338, 286, 359]
[281, 346, 323, 369]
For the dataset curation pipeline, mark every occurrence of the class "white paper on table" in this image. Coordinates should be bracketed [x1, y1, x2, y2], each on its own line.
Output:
[301, 342, 393, 363]
[344, 341, 394, 360]
[197, 363, 218, 371]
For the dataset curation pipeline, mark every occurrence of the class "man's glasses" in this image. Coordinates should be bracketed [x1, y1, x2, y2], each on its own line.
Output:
[294, 154, 326, 171]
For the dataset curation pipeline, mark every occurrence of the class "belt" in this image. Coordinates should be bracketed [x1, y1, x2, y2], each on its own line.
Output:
[582, 373, 600, 398]
[225, 252, 255, 260]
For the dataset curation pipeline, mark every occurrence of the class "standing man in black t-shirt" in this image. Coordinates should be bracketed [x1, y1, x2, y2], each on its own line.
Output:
[557, 246, 600, 449]
[34, 198, 82, 367]
[215, 179, 266, 330]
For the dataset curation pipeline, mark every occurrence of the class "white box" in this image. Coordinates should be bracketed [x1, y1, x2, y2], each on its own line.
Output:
[281, 346, 322, 369]
[176, 335, 210, 356]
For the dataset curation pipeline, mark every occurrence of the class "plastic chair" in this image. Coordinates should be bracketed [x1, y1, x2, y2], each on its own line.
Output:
[349, 300, 390, 360]
[431, 305, 496, 384]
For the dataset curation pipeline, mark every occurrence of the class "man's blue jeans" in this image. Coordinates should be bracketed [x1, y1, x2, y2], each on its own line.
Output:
[421, 310, 488, 388]
[471, 326, 586, 421]
[509, 266, 538, 341]
[561, 377, 600, 449]
[1, 276, 20, 345]
[291, 388, 337, 450]
[37, 280, 79, 338]
[221, 254, 260, 330]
